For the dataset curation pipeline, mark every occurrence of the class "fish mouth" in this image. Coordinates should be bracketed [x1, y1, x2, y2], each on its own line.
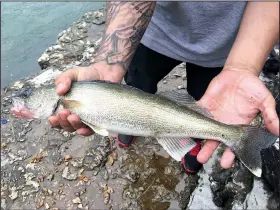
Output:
[10, 97, 35, 119]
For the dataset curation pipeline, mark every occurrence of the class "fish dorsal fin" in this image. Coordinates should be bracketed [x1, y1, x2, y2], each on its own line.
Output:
[158, 89, 213, 119]
[156, 137, 196, 161]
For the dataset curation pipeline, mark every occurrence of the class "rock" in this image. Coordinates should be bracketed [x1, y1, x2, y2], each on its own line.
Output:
[124, 169, 140, 183]
[17, 166, 25, 173]
[23, 173, 40, 195]
[178, 62, 186, 69]
[62, 167, 77, 181]
[46, 174, 54, 181]
[60, 130, 75, 139]
[57, 30, 66, 39]
[72, 197, 81, 204]
[261, 145, 279, 196]
[28, 68, 61, 87]
[38, 175, 45, 182]
[139, 187, 144, 192]
[92, 18, 105, 25]
[9, 186, 18, 200]
[173, 73, 181, 77]
[77, 21, 87, 29]
[102, 169, 109, 181]
[82, 51, 91, 61]
[59, 34, 71, 43]
[2, 143, 7, 149]
[38, 53, 50, 69]
[71, 157, 84, 168]
[17, 150, 28, 160]
[37, 8, 105, 70]
[47, 189, 53, 195]
[64, 154, 72, 162]
[164, 166, 172, 175]
[87, 47, 95, 54]
[1, 199, 7, 209]
[45, 202, 50, 209]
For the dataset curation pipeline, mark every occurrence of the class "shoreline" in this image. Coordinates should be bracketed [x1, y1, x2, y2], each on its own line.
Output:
[1, 8, 279, 210]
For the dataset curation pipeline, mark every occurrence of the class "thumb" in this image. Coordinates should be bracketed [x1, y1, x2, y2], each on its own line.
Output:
[55, 68, 78, 95]
[259, 92, 279, 136]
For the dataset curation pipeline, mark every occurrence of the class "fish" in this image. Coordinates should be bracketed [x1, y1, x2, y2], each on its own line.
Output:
[10, 80, 278, 177]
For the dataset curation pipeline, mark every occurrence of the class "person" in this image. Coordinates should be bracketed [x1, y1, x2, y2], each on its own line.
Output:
[48, 2, 279, 174]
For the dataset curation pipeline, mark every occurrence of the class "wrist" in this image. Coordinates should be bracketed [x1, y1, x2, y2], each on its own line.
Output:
[223, 61, 261, 77]
[89, 61, 126, 83]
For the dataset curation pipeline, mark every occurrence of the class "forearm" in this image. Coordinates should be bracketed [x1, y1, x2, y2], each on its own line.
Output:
[225, 2, 279, 76]
[93, 1, 156, 72]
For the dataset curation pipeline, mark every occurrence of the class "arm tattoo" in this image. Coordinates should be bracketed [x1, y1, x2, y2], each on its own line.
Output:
[94, 1, 156, 70]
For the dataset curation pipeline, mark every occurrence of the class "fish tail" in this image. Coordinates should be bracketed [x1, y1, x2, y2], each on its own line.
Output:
[231, 125, 277, 177]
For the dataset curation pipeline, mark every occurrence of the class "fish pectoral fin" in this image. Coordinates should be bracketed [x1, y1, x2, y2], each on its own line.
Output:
[81, 120, 109, 136]
[91, 126, 109, 136]
[61, 99, 83, 109]
[156, 137, 197, 161]
[158, 89, 213, 119]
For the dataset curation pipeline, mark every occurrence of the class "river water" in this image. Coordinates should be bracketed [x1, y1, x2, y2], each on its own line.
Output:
[1, 2, 104, 88]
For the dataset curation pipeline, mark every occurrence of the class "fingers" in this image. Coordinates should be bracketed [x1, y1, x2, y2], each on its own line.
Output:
[197, 140, 220, 163]
[48, 111, 94, 136]
[50, 66, 100, 136]
[66, 114, 85, 129]
[198, 140, 235, 169]
[57, 110, 75, 132]
[67, 114, 94, 136]
[48, 116, 61, 129]
[77, 128, 95, 136]
[260, 94, 279, 136]
[55, 68, 78, 95]
[220, 147, 235, 168]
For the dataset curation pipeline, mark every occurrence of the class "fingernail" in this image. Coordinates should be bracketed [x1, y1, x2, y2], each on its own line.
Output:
[56, 83, 64, 93]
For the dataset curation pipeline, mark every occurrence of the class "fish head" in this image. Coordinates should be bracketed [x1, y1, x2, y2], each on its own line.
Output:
[10, 85, 59, 119]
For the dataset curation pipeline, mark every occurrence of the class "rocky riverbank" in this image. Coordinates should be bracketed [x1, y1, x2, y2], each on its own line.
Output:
[1, 8, 279, 210]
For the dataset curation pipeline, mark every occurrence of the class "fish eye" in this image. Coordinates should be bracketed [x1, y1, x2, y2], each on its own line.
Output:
[16, 88, 32, 98]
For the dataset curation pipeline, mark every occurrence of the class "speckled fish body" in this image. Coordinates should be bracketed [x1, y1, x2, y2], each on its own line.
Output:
[11, 80, 278, 177]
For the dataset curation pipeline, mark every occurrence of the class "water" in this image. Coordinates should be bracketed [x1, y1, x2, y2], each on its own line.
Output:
[1, 2, 104, 88]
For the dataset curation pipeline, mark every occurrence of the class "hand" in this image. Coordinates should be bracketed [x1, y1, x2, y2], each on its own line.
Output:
[197, 68, 279, 169]
[48, 62, 125, 136]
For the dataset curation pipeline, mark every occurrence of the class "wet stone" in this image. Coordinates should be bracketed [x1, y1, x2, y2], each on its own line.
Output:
[102, 169, 109, 181]
[72, 197, 81, 204]
[71, 157, 84, 168]
[124, 169, 140, 183]
[92, 168, 100, 176]
[62, 167, 77, 181]
[46, 174, 54, 181]
[83, 157, 99, 170]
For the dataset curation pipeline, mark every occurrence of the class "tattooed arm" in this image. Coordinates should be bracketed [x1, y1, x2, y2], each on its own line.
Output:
[49, 1, 156, 135]
[93, 1, 156, 71]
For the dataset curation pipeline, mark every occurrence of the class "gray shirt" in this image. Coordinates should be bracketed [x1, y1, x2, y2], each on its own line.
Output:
[141, 2, 247, 67]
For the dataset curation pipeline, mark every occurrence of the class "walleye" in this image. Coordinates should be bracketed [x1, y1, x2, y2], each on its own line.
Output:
[11, 80, 278, 177]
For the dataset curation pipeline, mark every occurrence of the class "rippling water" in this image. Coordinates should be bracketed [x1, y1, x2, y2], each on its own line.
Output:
[1, 2, 104, 88]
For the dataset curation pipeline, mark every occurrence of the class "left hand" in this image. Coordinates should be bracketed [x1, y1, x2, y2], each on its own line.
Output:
[197, 67, 279, 168]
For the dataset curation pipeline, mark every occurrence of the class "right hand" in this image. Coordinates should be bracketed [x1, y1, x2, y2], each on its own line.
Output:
[48, 62, 125, 136]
